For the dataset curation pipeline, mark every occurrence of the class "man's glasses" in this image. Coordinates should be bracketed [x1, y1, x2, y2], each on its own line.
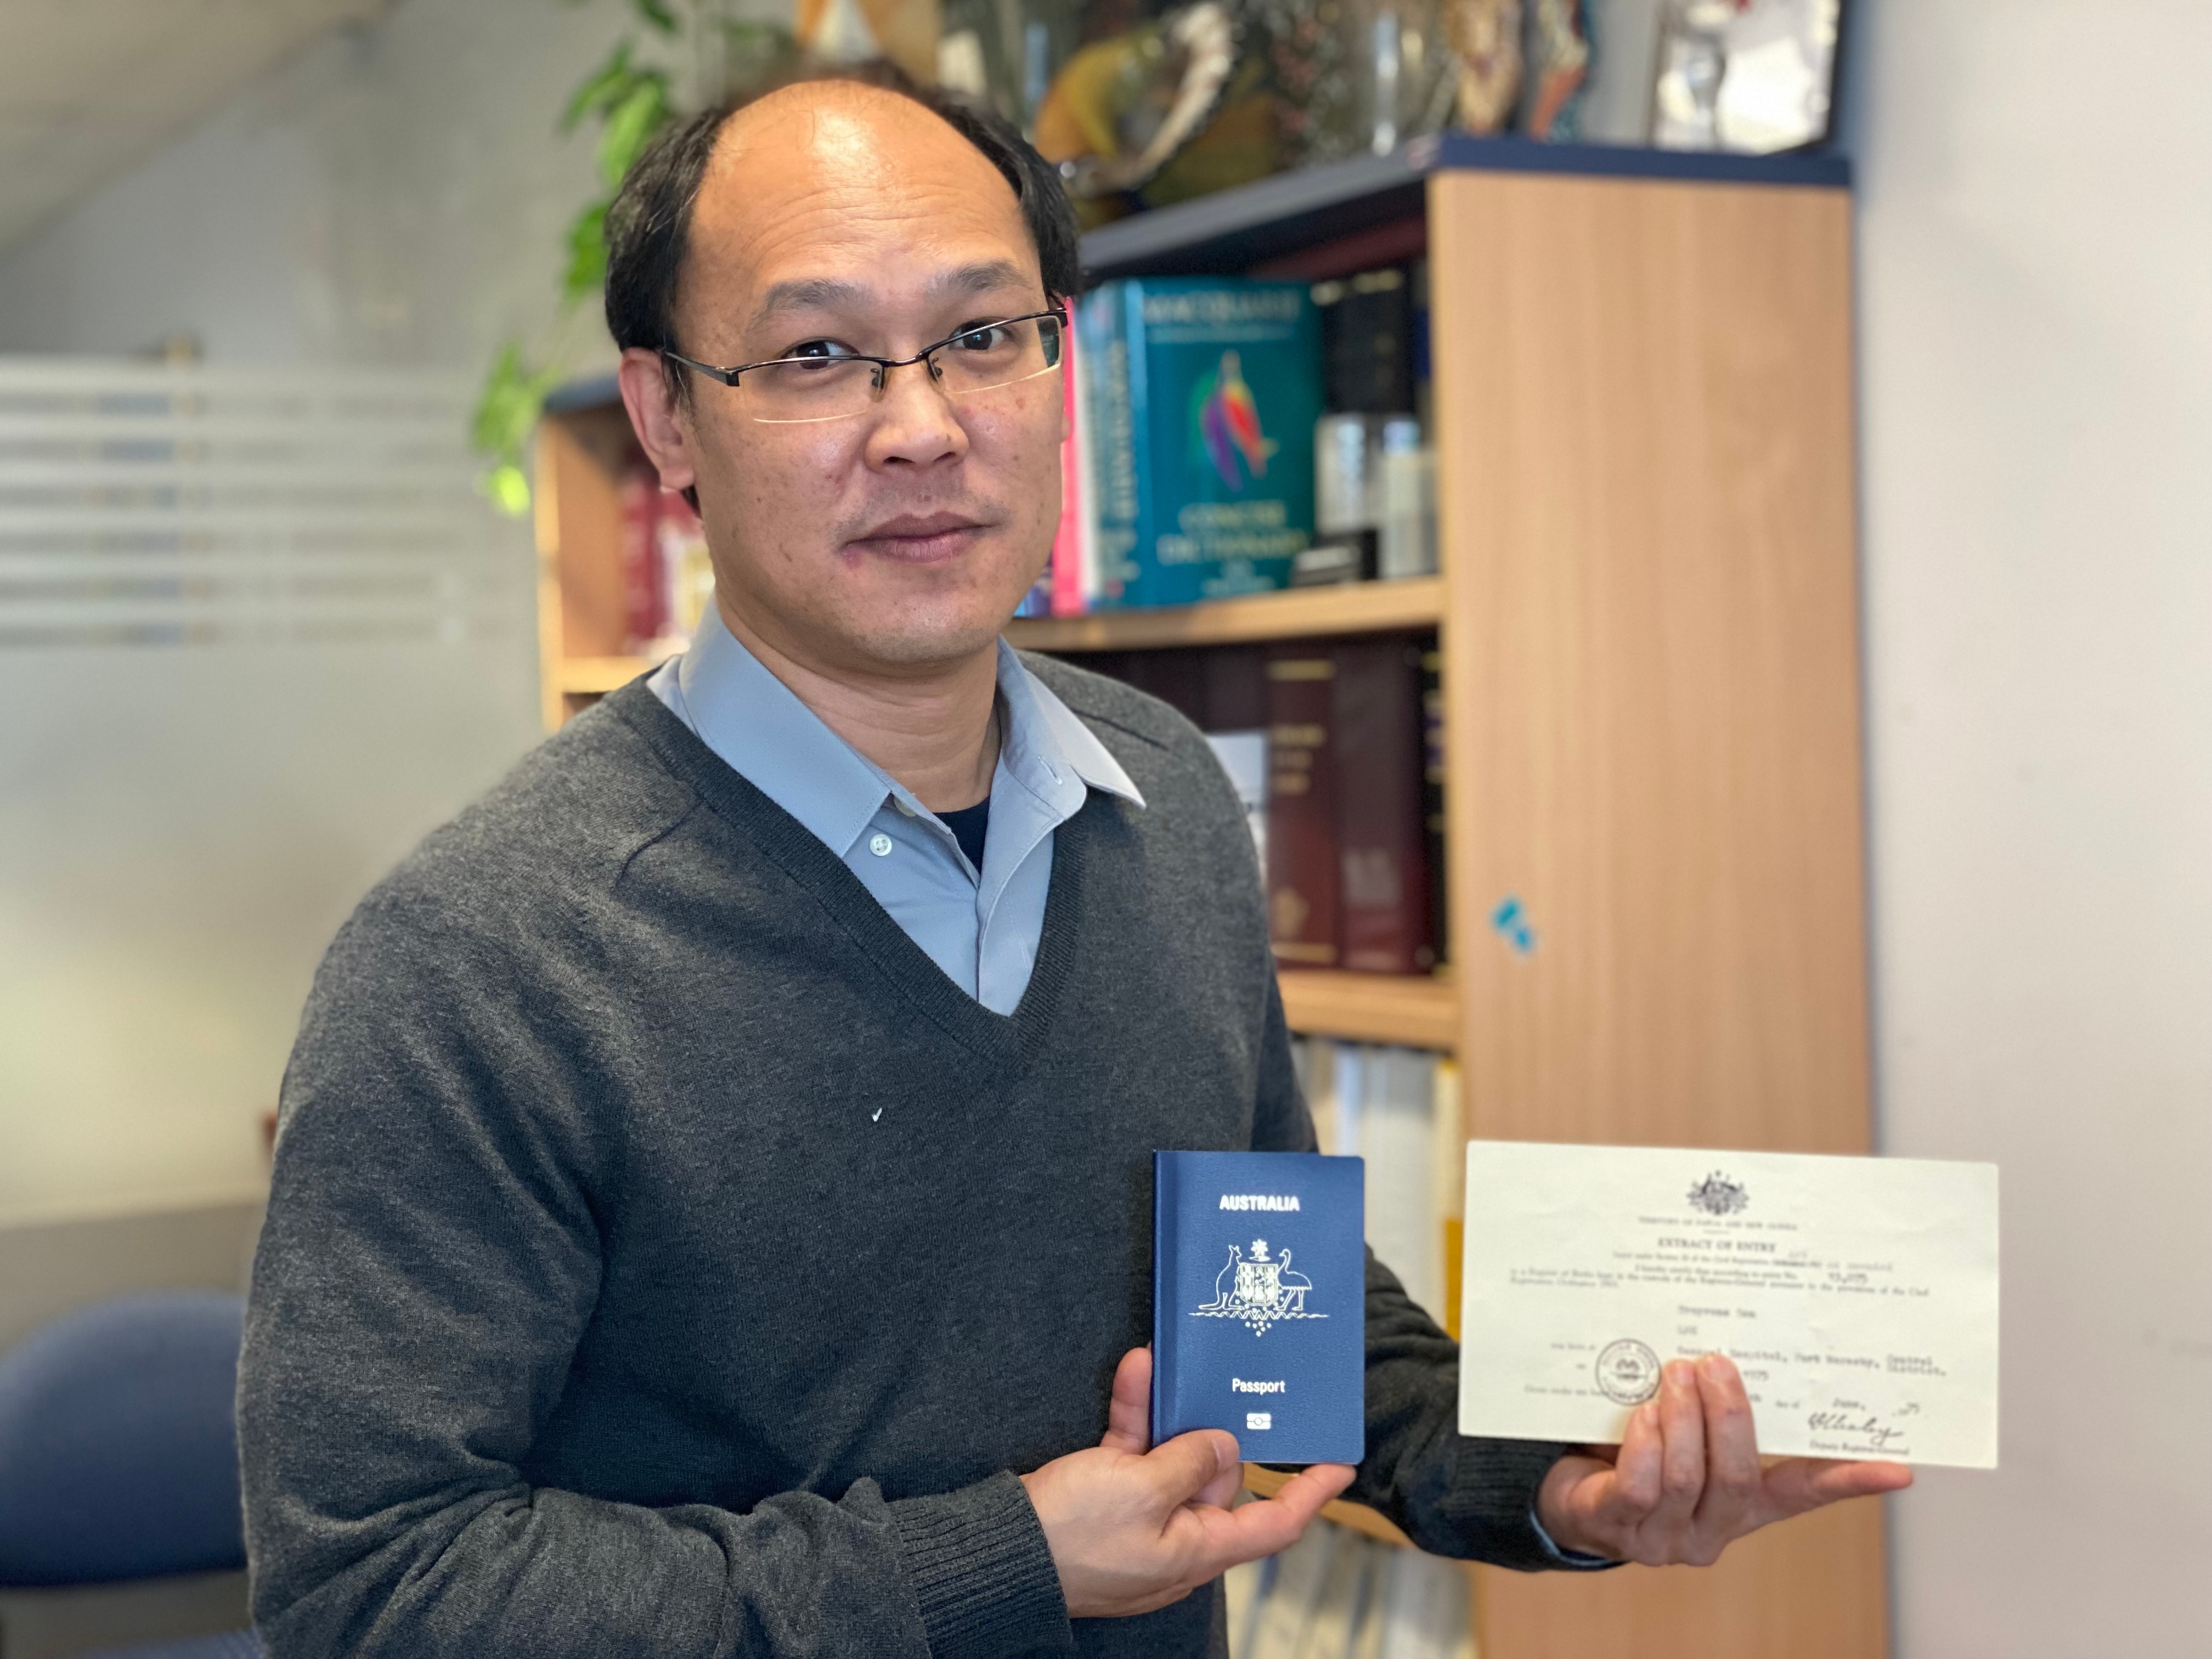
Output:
[663, 308, 1066, 426]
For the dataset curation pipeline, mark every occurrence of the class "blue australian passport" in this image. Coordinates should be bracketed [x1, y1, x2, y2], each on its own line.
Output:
[1152, 1150, 1365, 1464]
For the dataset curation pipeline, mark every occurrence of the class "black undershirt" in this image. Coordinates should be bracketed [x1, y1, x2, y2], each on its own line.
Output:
[936, 797, 990, 873]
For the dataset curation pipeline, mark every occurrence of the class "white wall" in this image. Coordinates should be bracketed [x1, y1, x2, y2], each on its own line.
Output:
[1854, 3, 2212, 1654]
[0, 362, 543, 1226]
[0, 0, 634, 1224]
[0, 0, 622, 369]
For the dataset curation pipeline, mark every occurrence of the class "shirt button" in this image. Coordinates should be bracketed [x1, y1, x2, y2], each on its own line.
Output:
[868, 833, 893, 857]
[893, 799, 916, 817]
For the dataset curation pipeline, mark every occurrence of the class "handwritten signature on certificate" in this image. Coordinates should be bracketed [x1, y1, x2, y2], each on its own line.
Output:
[1457, 1142, 1999, 1469]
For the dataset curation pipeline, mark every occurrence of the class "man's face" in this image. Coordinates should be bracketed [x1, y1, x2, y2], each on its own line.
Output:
[627, 87, 1064, 677]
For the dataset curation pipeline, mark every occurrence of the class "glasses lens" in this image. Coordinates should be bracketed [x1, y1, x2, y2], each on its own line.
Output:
[932, 314, 1063, 398]
[746, 357, 878, 422]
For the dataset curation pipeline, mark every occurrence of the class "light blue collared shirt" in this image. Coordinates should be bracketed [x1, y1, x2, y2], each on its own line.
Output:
[648, 607, 1144, 1014]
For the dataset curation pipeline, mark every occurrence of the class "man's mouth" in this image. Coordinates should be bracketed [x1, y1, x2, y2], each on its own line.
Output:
[847, 511, 990, 564]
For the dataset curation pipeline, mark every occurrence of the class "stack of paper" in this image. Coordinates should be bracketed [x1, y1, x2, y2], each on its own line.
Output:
[1242, 1517, 1345, 1659]
[1228, 1515, 1476, 1659]
[1363, 1547, 1475, 1659]
[1292, 1038, 1464, 1331]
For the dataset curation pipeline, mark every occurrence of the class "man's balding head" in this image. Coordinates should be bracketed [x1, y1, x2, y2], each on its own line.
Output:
[605, 77, 1079, 373]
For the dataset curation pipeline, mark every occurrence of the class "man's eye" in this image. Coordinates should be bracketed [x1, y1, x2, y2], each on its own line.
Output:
[785, 340, 859, 361]
[949, 323, 1011, 351]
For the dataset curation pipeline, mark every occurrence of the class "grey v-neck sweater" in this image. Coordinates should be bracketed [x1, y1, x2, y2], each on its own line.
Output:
[239, 663, 1571, 1659]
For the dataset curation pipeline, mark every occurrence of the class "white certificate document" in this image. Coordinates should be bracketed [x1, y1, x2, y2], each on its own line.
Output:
[1458, 1141, 1999, 1469]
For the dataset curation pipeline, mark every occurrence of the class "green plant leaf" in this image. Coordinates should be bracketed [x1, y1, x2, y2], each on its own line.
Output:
[470, 341, 561, 471]
[471, 342, 527, 455]
[561, 40, 635, 133]
[596, 75, 672, 187]
[631, 0, 679, 33]
[480, 462, 534, 517]
[561, 201, 611, 306]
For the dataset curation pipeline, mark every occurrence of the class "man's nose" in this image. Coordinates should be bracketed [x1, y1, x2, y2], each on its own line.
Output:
[864, 358, 968, 469]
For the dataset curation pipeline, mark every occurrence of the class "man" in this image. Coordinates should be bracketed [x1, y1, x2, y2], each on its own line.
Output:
[239, 77, 1907, 1658]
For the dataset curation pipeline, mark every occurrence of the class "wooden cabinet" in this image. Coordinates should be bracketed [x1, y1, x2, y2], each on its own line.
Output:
[533, 140, 1881, 1659]
[1429, 167, 1882, 1659]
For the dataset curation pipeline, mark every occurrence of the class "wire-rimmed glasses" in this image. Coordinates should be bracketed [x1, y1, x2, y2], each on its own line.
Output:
[663, 308, 1066, 425]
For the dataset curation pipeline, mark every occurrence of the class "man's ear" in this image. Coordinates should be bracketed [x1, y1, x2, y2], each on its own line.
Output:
[618, 347, 698, 496]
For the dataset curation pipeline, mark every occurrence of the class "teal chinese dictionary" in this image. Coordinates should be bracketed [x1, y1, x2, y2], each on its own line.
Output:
[1079, 279, 1323, 609]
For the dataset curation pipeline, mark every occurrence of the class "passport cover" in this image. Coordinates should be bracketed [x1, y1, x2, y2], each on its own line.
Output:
[1152, 1150, 1365, 1464]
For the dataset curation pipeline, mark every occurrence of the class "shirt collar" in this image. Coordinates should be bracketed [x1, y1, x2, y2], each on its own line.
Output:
[668, 607, 891, 857]
[994, 637, 1145, 809]
[665, 608, 1144, 856]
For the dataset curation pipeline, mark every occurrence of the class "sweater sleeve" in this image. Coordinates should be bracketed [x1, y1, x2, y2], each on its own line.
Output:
[1246, 978, 1600, 1572]
[239, 898, 1071, 1659]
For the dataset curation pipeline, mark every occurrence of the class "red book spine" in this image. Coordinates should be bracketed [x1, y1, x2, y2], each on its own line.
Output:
[1331, 636, 1436, 974]
[1050, 326, 1087, 617]
[1265, 646, 1340, 967]
[1421, 642, 1449, 966]
[656, 487, 709, 644]
[617, 465, 664, 652]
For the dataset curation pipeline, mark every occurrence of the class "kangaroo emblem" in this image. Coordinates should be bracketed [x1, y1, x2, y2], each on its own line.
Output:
[1192, 1239, 1324, 1336]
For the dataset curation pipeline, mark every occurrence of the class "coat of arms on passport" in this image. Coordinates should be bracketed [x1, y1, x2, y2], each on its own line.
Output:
[1191, 1239, 1327, 1335]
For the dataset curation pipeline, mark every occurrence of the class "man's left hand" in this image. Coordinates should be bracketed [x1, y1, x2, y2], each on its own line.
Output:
[1535, 1353, 1914, 1566]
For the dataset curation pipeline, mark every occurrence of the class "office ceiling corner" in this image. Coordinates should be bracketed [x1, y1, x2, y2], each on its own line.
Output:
[0, 0, 392, 258]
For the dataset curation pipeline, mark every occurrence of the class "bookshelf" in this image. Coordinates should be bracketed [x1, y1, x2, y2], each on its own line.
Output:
[1276, 969, 1455, 1053]
[533, 138, 1878, 1659]
[1003, 575, 1441, 653]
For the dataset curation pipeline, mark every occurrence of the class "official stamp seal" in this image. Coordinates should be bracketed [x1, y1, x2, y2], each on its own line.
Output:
[1595, 1339, 1662, 1406]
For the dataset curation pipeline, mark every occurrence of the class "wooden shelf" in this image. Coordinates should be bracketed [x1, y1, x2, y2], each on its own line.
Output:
[1005, 577, 1441, 654]
[1278, 969, 1456, 1052]
[555, 580, 1442, 692]
[557, 654, 662, 695]
[1081, 132, 1849, 280]
[1242, 1464, 1412, 1550]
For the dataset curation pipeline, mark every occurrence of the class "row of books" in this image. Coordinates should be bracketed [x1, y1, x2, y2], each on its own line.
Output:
[1085, 632, 1443, 976]
[1223, 1515, 1474, 1659]
[1293, 1039, 1463, 1335]
[1024, 267, 1437, 618]
[613, 469, 715, 659]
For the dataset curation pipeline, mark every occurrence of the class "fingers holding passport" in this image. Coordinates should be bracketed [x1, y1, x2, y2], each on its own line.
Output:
[1186, 1455, 1356, 1561]
[1022, 1346, 1353, 1618]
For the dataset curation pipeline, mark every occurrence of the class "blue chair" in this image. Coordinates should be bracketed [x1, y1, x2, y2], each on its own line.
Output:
[0, 1292, 261, 1658]
[80, 1637, 260, 1659]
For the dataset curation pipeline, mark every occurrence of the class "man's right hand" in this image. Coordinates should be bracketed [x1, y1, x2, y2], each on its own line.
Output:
[1019, 1347, 1356, 1618]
